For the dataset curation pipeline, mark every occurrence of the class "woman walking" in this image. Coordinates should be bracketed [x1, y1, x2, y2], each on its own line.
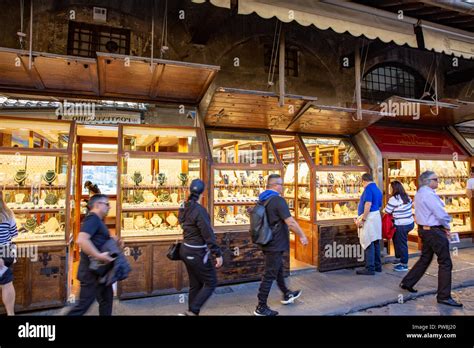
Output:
[0, 192, 18, 315]
[178, 179, 223, 316]
[384, 181, 415, 272]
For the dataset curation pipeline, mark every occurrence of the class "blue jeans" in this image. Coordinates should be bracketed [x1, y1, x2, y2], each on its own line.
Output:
[365, 240, 381, 272]
[393, 222, 414, 265]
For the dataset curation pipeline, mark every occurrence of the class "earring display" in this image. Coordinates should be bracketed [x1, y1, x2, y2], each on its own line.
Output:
[212, 169, 278, 226]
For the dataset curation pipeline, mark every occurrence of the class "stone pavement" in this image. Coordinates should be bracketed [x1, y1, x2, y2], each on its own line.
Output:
[27, 246, 474, 316]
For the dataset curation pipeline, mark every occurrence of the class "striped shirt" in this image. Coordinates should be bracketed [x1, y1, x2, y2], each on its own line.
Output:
[0, 219, 18, 245]
[384, 195, 414, 226]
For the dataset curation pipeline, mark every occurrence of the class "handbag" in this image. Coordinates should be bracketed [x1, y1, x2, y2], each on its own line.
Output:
[166, 242, 182, 261]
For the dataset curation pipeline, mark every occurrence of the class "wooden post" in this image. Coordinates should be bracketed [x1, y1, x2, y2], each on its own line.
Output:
[315, 146, 320, 166]
[355, 43, 362, 120]
[262, 143, 268, 164]
[234, 143, 239, 164]
[333, 147, 339, 166]
[179, 138, 189, 173]
[279, 27, 285, 107]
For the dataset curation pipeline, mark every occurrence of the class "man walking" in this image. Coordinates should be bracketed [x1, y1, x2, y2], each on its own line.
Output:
[400, 171, 462, 307]
[254, 174, 309, 316]
[355, 173, 383, 275]
[68, 194, 116, 315]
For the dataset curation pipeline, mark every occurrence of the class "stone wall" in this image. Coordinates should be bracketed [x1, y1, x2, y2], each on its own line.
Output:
[0, 0, 472, 105]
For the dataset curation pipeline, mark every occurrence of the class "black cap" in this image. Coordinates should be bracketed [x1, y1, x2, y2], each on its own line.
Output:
[190, 179, 205, 195]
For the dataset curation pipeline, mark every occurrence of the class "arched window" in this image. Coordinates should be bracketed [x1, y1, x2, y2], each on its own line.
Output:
[362, 64, 426, 102]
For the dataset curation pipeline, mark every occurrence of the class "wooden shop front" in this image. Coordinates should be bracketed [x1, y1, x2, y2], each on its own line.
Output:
[0, 117, 77, 313]
[367, 125, 473, 251]
[205, 87, 387, 271]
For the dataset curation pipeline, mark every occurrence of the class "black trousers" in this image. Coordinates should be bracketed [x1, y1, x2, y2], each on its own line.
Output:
[257, 251, 289, 306]
[180, 245, 217, 315]
[402, 227, 453, 301]
[67, 272, 113, 316]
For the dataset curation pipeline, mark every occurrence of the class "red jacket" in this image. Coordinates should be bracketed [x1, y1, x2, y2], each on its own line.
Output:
[382, 213, 396, 239]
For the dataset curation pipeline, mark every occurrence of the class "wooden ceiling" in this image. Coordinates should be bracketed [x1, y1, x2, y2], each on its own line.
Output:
[0, 48, 219, 104]
[373, 96, 474, 126]
[205, 88, 385, 135]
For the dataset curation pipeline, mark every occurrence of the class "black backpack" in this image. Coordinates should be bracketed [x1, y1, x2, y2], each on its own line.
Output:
[249, 196, 278, 246]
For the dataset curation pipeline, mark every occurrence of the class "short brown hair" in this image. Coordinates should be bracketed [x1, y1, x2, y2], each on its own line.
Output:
[362, 173, 373, 182]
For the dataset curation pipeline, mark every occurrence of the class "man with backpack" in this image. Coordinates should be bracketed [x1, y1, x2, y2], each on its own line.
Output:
[252, 174, 308, 316]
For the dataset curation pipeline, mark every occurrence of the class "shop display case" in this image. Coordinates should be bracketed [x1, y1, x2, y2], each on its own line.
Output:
[116, 124, 205, 299]
[301, 136, 368, 223]
[0, 117, 76, 313]
[384, 159, 471, 234]
[117, 125, 204, 239]
[207, 131, 283, 228]
[420, 160, 470, 233]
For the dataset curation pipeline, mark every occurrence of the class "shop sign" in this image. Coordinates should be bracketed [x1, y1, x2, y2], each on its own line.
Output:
[55, 101, 141, 124]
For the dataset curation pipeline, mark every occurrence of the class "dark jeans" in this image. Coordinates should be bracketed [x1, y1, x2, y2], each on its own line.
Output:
[393, 222, 415, 265]
[257, 251, 289, 306]
[67, 273, 113, 316]
[180, 245, 218, 315]
[364, 240, 381, 272]
[402, 227, 453, 301]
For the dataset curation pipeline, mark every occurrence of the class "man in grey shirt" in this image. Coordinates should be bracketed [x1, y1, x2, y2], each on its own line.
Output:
[399, 171, 462, 307]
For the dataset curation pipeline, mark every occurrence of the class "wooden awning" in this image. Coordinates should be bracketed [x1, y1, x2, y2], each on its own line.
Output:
[0, 48, 219, 104]
[374, 96, 474, 126]
[204, 87, 387, 135]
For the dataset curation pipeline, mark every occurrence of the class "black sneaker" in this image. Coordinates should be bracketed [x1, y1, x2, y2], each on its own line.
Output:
[281, 290, 302, 305]
[253, 305, 279, 316]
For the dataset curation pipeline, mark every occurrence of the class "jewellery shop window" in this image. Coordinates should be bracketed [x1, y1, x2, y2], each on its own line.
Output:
[213, 169, 280, 227]
[119, 124, 203, 239]
[122, 126, 200, 154]
[387, 160, 417, 196]
[207, 131, 277, 164]
[301, 136, 367, 222]
[0, 118, 70, 150]
[420, 160, 470, 233]
[0, 153, 70, 242]
[209, 130, 281, 227]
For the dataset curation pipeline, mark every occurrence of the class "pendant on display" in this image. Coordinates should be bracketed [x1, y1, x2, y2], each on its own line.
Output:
[43, 170, 57, 186]
[157, 173, 167, 186]
[132, 171, 143, 186]
[178, 173, 188, 187]
[14, 169, 28, 186]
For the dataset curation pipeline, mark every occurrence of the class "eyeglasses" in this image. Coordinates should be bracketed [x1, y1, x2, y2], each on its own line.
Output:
[430, 178, 438, 182]
[97, 202, 110, 207]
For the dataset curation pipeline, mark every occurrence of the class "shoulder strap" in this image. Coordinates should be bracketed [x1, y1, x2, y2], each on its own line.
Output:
[262, 195, 278, 207]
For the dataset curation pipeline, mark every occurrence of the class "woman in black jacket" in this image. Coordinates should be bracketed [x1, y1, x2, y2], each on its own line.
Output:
[178, 179, 223, 316]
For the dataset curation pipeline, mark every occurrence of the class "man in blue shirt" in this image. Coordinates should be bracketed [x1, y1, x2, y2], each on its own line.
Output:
[355, 173, 383, 275]
[400, 171, 462, 307]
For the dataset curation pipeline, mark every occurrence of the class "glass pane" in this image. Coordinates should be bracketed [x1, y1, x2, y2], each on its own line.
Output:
[419, 160, 468, 195]
[213, 169, 278, 226]
[272, 135, 296, 216]
[317, 201, 359, 221]
[120, 210, 182, 238]
[208, 131, 276, 164]
[302, 137, 363, 166]
[82, 165, 117, 195]
[122, 126, 199, 153]
[13, 211, 66, 241]
[387, 159, 417, 196]
[120, 158, 201, 238]
[316, 171, 364, 200]
[0, 119, 70, 149]
[0, 153, 69, 242]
